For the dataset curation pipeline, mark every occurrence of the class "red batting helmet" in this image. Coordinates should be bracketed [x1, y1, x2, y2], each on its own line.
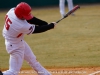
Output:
[14, 2, 33, 20]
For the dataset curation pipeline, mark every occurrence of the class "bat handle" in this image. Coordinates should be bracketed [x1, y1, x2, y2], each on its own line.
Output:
[56, 20, 61, 23]
[56, 15, 68, 23]
[56, 18, 64, 23]
[56, 20, 60, 23]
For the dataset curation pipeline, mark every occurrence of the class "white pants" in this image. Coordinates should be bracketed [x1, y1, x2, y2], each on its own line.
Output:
[59, 0, 74, 16]
[3, 40, 51, 75]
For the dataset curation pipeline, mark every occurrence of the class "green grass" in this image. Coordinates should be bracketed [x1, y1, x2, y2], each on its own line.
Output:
[1, 4, 100, 69]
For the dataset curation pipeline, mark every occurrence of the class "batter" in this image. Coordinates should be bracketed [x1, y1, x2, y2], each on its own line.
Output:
[1, 2, 56, 75]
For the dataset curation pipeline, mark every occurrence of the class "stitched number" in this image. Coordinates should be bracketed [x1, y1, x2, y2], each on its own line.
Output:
[5, 15, 23, 38]
[5, 15, 12, 30]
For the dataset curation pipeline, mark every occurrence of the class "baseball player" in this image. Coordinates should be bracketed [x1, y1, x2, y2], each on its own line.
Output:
[0, 2, 56, 75]
[59, 0, 75, 17]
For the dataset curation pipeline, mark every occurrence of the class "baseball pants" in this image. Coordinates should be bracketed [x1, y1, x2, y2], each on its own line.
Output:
[3, 40, 51, 75]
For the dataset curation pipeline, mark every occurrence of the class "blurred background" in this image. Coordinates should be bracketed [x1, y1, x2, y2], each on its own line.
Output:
[0, 0, 100, 9]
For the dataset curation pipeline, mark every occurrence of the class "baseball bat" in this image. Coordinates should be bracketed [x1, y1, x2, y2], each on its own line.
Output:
[56, 5, 80, 23]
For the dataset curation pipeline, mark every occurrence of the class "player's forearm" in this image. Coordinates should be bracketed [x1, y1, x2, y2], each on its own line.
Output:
[33, 23, 54, 33]
[27, 17, 48, 26]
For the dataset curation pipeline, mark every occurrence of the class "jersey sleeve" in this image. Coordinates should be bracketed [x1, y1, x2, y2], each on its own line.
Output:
[21, 22, 35, 35]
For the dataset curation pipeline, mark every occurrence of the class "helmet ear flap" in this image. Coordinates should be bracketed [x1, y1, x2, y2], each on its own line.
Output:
[14, 2, 33, 20]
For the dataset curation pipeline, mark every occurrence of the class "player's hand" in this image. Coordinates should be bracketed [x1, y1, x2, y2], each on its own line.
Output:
[48, 22, 57, 28]
[52, 22, 56, 26]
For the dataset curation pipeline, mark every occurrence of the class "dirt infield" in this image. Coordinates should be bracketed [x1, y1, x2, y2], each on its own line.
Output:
[18, 67, 100, 75]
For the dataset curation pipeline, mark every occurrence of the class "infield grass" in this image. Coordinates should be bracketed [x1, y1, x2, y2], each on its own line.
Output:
[0, 4, 100, 69]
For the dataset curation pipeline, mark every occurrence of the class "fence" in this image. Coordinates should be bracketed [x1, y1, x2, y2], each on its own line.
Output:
[0, 0, 100, 9]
